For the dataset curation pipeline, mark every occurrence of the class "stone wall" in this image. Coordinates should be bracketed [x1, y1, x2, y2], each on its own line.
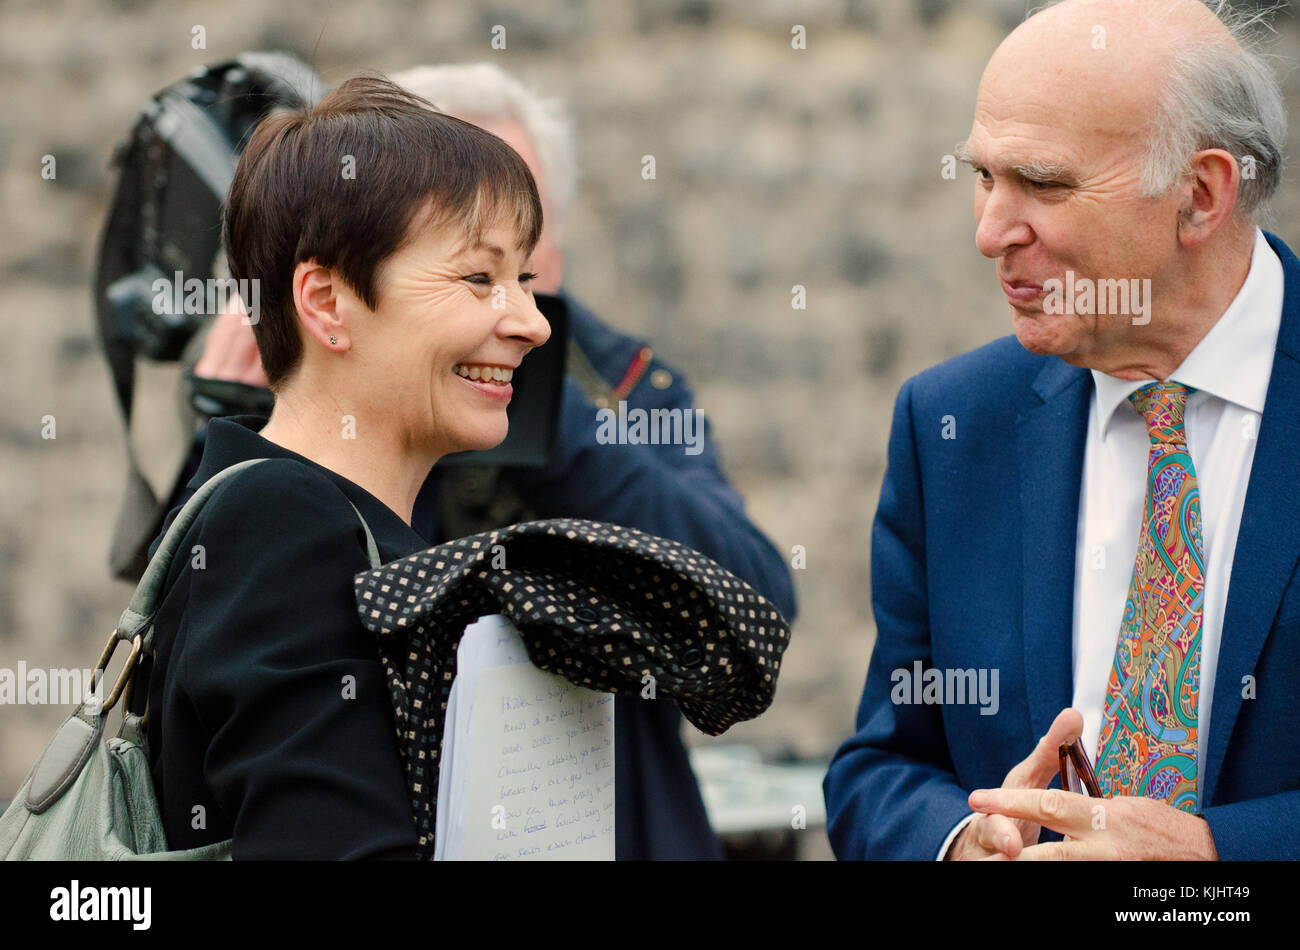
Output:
[2, 0, 1298, 857]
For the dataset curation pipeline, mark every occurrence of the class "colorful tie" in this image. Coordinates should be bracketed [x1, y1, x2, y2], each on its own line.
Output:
[1095, 382, 1202, 811]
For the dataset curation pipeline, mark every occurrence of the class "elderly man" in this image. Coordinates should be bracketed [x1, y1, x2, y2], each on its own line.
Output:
[825, 0, 1297, 860]
[182, 62, 796, 860]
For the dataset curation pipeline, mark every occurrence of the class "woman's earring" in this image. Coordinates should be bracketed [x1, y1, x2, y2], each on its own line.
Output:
[329, 336, 337, 345]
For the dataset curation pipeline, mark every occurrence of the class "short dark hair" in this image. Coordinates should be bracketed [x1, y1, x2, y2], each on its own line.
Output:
[223, 73, 543, 389]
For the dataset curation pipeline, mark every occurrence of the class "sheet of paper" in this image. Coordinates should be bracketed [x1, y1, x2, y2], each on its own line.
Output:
[436, 614, 615, 861]
[437, 615, 536, 859]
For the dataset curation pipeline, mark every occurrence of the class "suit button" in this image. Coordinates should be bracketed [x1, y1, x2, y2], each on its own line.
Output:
[681, 647, 703, 667]
[575, 607, 598, 624]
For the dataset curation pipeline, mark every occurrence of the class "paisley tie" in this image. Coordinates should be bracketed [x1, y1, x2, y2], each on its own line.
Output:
[1095, 381, 1202, 811]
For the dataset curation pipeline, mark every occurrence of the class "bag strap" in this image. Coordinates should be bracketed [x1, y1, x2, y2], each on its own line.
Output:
[24, 458, 381, 811]
[111, 457, 379, 740]
[348, 499, 381, 569]
[114, 458, 267, 653]
[113, 457, 380, 655]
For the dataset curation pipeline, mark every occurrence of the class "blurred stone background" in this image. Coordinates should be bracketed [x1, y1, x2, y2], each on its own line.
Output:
[2, 0, 1298, 859]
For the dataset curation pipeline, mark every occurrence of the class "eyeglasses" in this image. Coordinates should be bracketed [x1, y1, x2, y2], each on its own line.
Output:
[1058, 737, 1102, 797]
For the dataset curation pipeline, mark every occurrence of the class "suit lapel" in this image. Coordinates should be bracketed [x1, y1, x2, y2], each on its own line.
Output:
[1016, 358, 1093, 744]
[1203, 230, 1300, 804]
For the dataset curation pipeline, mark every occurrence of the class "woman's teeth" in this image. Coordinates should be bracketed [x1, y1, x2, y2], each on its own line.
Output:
[453, 364, 513, 384]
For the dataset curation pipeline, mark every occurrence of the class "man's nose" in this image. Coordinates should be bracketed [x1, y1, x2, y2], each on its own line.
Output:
[975, 185, 1034, 259]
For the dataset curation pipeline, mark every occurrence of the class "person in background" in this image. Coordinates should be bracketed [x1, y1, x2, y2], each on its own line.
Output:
[185, 62, 797, 860]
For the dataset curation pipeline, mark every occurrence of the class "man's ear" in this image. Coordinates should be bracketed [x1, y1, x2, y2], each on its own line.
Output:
[1176, 149, 1241, 248]
[292, 260, 349, 350]
[529, 232, 565, 295]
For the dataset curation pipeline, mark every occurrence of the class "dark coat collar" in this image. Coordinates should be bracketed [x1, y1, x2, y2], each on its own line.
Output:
[190, 414, 432, 552]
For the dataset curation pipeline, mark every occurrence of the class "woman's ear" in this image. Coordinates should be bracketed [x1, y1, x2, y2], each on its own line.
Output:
[292, 260, 350, 350]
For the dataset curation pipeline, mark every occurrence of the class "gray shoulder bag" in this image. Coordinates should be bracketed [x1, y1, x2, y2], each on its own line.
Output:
[0, 457, 379, 859]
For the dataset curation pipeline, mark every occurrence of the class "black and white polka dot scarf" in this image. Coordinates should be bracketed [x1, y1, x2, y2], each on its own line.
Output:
[353, 517, 791, 859]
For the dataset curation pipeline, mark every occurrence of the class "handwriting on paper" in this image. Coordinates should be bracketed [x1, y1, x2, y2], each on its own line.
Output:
[460, 663, 614, 860]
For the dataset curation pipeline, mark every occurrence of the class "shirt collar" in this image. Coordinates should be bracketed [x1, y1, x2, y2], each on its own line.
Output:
[1092, 226, 1283, 434]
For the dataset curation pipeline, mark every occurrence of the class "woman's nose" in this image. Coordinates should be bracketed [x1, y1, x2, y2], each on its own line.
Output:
[502, 292, 552, 350]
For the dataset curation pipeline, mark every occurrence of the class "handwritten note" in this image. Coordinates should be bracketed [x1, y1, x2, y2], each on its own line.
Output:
[436, 615, 615, 861]
[464, 664, 614, 860]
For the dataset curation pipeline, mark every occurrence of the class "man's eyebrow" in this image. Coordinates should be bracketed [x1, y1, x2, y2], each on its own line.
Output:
[1010, 159, 1071, 183]
[955, 141, 1073, 183]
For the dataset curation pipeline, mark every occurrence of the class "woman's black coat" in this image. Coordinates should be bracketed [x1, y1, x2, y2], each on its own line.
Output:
[135, 415, 425, 859]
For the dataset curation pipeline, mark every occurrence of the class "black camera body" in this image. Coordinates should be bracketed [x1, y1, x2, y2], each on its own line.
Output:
[96, 52, 325, 369]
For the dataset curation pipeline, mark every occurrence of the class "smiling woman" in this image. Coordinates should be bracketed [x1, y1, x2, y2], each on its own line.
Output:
[225, 74, 551, 518]
[133, 74, 552, 859]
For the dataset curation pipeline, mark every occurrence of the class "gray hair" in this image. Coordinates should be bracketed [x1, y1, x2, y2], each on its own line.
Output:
[388, 62, 577, 240]
[1030, 0, 1288, 223]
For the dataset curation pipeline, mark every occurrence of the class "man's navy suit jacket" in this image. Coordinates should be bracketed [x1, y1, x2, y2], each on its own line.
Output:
[824, 230, 1300, 861]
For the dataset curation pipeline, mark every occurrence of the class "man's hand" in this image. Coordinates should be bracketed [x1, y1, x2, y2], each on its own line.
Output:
[945, 708, 1083, 860]
[968, 787, 1219, 860]
[193, 295, 268, 387]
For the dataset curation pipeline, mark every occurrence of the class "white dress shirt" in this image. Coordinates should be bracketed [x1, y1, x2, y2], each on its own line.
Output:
[938, 226, 1283, 859]
[1071, 226, 1282, 793]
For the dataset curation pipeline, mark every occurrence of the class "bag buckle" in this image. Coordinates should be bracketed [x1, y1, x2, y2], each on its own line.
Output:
[92, 631, 142, 715]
